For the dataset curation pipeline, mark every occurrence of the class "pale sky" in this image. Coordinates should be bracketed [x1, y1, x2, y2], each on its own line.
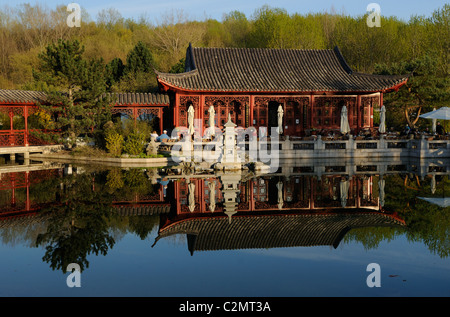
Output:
[2, 0, 448, 23]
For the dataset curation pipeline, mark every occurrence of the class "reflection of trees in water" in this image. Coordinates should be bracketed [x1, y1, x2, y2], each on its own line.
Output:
[106, 168, 157, 201]
[35, 173, 116, 273]
[127, 215, 160, 240]
[106, 168, 161, 240]
[34, 168, 161, 272]
[345, 174, 450, 258]
[343, 226, 405, 250]
[1, 167, 449, 270]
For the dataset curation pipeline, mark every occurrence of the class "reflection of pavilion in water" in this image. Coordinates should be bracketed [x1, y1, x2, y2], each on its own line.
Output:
[0, 165, 170, 219]
[0, 167, 61, 216]
[171, 173, 380, 215]
[153, 170, 407, 254]
[5, 159, 449, 255]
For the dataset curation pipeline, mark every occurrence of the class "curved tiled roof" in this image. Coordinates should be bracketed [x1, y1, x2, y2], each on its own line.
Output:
[0, 89, 170, 106]
[102, 92, 170, 105]
[112, 204, 171, 215]
[0, 89, 47, 103]
[156, 45, 409, 93]
[155, 210, 406, 253]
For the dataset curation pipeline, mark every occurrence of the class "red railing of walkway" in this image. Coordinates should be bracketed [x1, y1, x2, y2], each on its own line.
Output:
[0, 129, 60, 147]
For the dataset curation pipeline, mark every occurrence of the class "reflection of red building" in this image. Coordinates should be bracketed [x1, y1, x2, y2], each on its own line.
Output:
[0, 169, 407, 254]
[155, 175, 405, 254]
[171, 175, 378, 215]
[0, 168, 62, 217]
[0, 169, 170, 220]
[157, 45, 408, 136]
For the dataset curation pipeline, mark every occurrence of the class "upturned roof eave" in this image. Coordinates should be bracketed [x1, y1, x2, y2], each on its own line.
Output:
[156, 77, 409, 95]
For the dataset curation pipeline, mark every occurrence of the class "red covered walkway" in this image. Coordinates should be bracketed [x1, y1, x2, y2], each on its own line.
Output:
[0, 89, 170, 147]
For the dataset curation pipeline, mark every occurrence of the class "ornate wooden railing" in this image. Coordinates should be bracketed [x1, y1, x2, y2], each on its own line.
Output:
[0, 129, 60, 147]
[0, 130, 25, 146]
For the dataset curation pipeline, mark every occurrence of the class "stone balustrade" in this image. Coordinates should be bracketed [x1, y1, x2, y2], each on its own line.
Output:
[154, 134, 450, 162]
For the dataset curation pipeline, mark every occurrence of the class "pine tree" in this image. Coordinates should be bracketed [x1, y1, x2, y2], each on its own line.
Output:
[124, 41, 154, 75]
[114, 41, 158, 92]
[33, 39, 110, 147]
[105, 57, 125, 90]
[375, 54, 450, 129]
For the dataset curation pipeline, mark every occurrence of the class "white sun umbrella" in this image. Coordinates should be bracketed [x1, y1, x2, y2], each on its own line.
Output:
[277, 181, 283, 209]
[431, 174, 436, 194]
[188, 105, 195, 135]
[378, 177, 385, 207]
[208, 180, 216, 212]
[379, 105, 386, 134]
[277, 105, 284, 135]
[208, 106, 215, 137]
[340, 106, 351, 134]
[419, 107, 450, 120]
[418, 197, 450, 208]
[431, 108, 437, 134]
[188, 182, 196, 212]
[340, 178, 349, 207]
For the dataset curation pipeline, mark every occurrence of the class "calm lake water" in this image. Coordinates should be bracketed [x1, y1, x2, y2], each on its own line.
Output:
[0, 158, 449, 298]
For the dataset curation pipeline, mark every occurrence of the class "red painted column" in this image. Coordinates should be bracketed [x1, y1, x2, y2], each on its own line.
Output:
[175, 181, 181, 216]
[310, 95, 315, 130]
[9, 110, 13, 130]
[370, 96, 374, 128]
[357, 95, 362, 134]
[9, 110, 14, 146]
[133, 107, 138, 128]
[357, 178, 361, 208]
[200, 95, 205, 135]
[174, 94, 179, 127]
[159, 108, 163, 134]
[26, 172, 30, 211]
[24, 105, 29, 146]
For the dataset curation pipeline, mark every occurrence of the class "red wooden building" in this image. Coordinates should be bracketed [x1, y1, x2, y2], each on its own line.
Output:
[0, 45, 409, 146]
[0, 89, 170, 147]
[156, 44, 409, 136]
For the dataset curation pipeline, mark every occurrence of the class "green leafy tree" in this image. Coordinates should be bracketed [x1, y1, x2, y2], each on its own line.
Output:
[222, 11, 251, 47]
[249, 5, 289, 48]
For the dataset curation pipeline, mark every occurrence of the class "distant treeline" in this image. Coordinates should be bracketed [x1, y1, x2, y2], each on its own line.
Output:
[0, 3, 448, 88]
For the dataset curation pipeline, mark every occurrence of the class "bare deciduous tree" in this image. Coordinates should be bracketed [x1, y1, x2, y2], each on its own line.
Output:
[150, 9, 206, 70]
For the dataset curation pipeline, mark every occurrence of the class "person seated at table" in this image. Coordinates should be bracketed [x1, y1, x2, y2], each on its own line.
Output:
[319, 129, 327, 136]
[436, 122, 446, 136]
[401, 124, 411, 136]
[157, 130, 170, 142]
[150, 131, 159, 141]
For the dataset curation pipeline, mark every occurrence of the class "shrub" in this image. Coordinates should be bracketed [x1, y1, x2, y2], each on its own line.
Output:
[106, 168, 124, 193]
[105, 132, 124, 157]
[123, 132, 145, 156]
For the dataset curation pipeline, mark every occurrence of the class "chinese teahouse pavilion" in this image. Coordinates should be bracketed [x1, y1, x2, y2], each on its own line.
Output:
[0, 44, 410, 146]
[156, 44, 409, 136]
